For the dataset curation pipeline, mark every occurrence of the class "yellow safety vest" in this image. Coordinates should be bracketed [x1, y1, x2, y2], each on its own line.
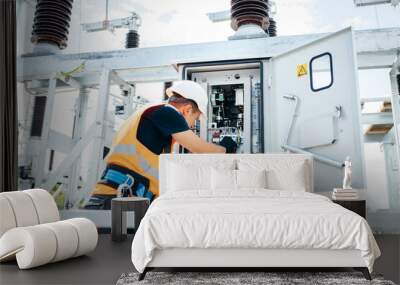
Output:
[92, 103, 174, 197]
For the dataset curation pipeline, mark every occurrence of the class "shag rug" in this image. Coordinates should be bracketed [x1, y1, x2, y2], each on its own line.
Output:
[116, 271, 396, 285]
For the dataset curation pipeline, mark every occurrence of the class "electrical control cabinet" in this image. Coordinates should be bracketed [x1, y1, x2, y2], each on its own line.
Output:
[190, 67, 262, 153]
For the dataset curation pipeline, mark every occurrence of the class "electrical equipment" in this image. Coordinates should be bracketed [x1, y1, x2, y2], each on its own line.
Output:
[235, 88, 244, 106]
[191, 67, 261, 154]
[207, 1, 277, 38]
[30, 96, 47, 137]
[81, 10, 141, 49]
[209, 84, 245, 150]
[31, 0, 74, 51]
[251, 82, 262, 153]
[81, 13, 141, 34]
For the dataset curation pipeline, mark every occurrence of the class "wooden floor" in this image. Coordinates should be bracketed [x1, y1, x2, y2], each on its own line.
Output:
[0, 234, 399, 285]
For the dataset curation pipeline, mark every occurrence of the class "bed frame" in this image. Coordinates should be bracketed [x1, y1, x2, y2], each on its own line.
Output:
[139, 248, 371, 280]
[137, 154, 372, 281]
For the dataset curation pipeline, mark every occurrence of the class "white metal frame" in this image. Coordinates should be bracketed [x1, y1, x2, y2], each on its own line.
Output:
[18, 28, 400, 84]
[147, 248, 366, 268]
[24, 69, 136, 209]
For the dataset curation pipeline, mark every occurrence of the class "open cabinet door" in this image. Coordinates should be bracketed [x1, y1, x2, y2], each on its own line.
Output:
[269, 27, 365, 192]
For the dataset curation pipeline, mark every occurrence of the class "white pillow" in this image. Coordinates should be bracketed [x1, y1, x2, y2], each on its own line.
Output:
[211, 169, 268, 190]
[236, 169, 268, 189]
[167, 160, 236, 192]
[266, 163, 307, 191]
[238, 159, 308, 191]
[167, 162, 210, 191]
[211, 168, 236, 190]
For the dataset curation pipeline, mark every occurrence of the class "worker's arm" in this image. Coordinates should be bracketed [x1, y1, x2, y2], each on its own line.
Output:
[172, 130, 226, 153]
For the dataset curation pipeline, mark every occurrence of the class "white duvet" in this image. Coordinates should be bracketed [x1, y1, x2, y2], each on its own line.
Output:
[131, 189, 380, 273]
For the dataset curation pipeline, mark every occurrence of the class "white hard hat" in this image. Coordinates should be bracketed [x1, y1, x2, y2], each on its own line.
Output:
[166, 80, 208, 119]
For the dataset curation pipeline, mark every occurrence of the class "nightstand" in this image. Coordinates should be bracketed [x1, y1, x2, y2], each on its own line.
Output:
[111, 197, 150, 242]
[317, 191, 367, 219]
[332, 199, 366, 218]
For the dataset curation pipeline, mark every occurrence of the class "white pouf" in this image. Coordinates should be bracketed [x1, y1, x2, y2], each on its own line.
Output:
[0, 189, 98, 269]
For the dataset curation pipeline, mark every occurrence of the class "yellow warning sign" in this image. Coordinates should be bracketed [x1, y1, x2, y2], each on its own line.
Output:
[297, 64, 308, 77]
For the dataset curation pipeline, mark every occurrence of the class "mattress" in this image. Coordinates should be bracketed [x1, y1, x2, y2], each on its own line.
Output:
[131, 189, 380, 273]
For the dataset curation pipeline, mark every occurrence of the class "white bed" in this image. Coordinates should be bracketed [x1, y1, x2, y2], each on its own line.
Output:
[131, 154, 380, 280]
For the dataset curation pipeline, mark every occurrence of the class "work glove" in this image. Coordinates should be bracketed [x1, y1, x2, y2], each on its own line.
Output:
[219, 136, 238, 154]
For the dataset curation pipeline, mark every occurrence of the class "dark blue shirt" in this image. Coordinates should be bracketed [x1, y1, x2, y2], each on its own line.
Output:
[137, 105, 189, 154]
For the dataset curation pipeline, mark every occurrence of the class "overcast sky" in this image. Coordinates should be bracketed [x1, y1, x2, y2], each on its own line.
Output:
[67, 0, 400, 51]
